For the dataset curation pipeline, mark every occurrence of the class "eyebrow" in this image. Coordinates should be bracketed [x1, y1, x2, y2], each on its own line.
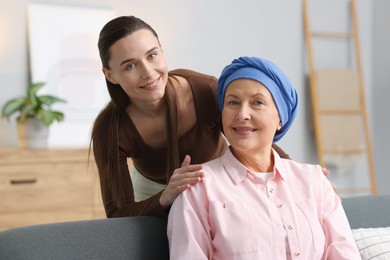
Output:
[119, 46, 159, 67]
[252, 92, 268, 98]
[225, 92, 267, 99]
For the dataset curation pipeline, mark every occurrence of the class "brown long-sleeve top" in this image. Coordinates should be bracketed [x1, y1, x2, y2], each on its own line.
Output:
[98, 69, 227, 218]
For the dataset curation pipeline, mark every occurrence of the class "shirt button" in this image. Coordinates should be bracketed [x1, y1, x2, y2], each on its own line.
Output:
[288, 225, 293, 230]
[269, 188, 274, 193]
[277, 203, 283, 208]
[295, 252, 300, 256]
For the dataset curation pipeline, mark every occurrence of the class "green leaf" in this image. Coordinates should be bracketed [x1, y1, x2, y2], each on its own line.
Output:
[27, 82, 45, 99]
[38, 95, 67, 106]
[1, 98, 27, 118]
[39, 110, 65, 126]
[28, 82, 45, 108]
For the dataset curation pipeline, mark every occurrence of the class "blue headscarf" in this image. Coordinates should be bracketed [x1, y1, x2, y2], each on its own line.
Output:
[217, 56, 298, 142]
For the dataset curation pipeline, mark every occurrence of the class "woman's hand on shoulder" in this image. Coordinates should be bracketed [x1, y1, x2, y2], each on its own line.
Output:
[322, 167, 337, 191]
[159, 155, 205, 209]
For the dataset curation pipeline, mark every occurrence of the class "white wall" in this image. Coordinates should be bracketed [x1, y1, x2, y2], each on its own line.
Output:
[373, 0, 390, 195]
[1, 0, 388, 194]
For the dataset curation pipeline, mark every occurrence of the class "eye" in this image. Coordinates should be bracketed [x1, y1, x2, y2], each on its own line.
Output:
[254, 100, 264, 106]
[227, 100, 239, 106]
[126, 63, 136, 70]
[148, 53, 157, 59]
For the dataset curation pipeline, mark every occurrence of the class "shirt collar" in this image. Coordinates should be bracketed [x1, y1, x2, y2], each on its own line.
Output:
[221, 146, 288, 185]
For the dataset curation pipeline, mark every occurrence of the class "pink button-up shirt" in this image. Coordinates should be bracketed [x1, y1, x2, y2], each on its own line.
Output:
[167, 148, 360, 260]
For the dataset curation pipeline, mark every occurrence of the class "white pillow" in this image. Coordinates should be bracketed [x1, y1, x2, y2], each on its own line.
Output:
[352, 227, 390, 260]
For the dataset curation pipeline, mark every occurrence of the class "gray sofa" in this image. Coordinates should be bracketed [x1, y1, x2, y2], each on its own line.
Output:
[0, 195, 389, 260]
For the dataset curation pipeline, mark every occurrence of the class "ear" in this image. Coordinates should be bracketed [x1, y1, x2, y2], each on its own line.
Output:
[102, 68, 118, 84]
[277, 121, 282, 131]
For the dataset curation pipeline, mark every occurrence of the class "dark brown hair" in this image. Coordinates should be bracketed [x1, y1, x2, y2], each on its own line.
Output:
[90, 16, 179, 204]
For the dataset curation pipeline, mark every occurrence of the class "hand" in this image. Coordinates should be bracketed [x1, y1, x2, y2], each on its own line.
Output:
[322, 167, 337, 191]
[159, 155, 205, 209]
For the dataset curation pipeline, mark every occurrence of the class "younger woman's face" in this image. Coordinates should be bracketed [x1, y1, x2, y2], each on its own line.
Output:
[103, 29, 168, 104]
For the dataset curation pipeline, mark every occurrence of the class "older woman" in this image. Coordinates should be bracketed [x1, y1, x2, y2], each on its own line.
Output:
[167, 57, 360, 259]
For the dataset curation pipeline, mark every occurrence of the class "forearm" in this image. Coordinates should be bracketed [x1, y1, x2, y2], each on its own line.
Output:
[103, 190, 167, 218]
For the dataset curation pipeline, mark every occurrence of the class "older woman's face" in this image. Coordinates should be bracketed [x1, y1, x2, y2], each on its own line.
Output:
[222, 79, 281, 154]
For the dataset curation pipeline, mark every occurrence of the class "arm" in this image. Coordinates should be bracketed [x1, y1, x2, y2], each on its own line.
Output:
[321, 176, 360, 259]
[167, 185, 212, 260]
[92, 104, 168, 217]
[97, 149, 168, 218]
[98, 150, 205, 217]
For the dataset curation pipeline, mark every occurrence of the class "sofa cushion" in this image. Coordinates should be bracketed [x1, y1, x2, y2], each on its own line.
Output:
[352, 227, 390, 260]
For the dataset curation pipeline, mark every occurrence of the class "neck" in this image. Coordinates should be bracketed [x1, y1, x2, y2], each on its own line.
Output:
[128, 98, 167, 118]
[230, 146, 274, 172]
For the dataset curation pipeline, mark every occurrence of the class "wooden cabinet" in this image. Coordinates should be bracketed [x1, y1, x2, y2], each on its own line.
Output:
[0, 148, 106, 230]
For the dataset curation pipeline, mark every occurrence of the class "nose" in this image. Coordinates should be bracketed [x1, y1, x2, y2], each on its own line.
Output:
[140, 62, 154, 79]
[236, 104, 251, 121]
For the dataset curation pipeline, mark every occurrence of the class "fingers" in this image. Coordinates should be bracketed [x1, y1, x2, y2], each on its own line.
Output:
[322, 167, 330, 176]
[322, 167, 336, 191]
[331, 182, 337, 191]
[181, 154, 191, 167]
[159, 155, 204, 208]
[171, 155, 203, 177]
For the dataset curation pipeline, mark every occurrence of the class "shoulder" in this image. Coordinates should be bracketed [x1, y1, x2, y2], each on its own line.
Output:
[169, 69, 217, 90]
[202, 156, 224, 171]
[170, 69, 220, 121]
[169, 68, 216, 80]
[284, 159, 322, 171]
[280, 159, 324, 180]
[278, 159, 329, 198]
[92, 102, 115, 135]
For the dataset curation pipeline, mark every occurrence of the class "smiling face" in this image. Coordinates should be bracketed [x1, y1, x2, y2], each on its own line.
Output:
[222, 79, 281, 155]
[103, 29, 168, 105]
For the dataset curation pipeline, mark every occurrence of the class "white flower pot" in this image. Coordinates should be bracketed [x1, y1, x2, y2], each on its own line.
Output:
[17, 118, 49, 149]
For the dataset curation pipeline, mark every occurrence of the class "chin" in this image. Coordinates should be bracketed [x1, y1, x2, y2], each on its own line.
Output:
[230, 144, 255, 153]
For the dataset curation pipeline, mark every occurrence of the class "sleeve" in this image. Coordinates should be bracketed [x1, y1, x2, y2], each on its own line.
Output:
[92, 106, 167, 218]
[167, 185, 213, 260]
[321, 174, 361, 259]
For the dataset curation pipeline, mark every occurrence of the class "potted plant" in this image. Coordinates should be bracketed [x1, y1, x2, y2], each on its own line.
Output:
[1, 82, 66, 148]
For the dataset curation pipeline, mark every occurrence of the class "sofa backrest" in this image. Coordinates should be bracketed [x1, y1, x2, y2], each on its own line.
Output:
[342, 195, 390, 229]
[0, 216, 169, 260]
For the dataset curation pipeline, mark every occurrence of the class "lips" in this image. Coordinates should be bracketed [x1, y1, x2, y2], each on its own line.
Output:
[140, 77, 160, 89]
[232, 126, 256, 134]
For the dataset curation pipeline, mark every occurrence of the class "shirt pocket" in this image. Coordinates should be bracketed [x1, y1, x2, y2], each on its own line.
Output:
[208, 200, 271, 256]
[295, 199, 326, 253]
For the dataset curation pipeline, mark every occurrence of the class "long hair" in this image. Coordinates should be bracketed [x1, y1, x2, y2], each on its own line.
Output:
[90, 16, 179, 206]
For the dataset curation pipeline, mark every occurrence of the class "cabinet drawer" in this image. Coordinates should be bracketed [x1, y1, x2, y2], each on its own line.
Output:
[0, 163, 95, 213]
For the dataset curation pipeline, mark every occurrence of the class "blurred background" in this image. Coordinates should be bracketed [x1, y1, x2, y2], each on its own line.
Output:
[0, 0, 389, 196]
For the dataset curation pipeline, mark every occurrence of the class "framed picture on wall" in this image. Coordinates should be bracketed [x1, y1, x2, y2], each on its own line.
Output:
[27, 3, 115, 148]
